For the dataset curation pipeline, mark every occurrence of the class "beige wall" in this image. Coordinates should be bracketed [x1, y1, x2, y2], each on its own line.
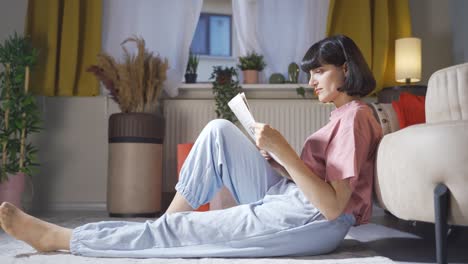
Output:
[450, 0, 468, 64]
[26, 97, 120, 211]
[409, 0, 454, 85]
[0, 0, 27, 41]
[0, 0, 463, 212]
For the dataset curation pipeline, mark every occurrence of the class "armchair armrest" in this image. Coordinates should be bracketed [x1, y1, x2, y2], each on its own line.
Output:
[375, 120, 468, 225]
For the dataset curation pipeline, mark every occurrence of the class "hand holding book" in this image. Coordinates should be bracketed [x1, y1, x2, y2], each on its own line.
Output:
[227, 93, 284, 166]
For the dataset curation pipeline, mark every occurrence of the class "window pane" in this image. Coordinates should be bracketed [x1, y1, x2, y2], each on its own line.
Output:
[191, 15, 208, 55]
[209, 15, 231, 57]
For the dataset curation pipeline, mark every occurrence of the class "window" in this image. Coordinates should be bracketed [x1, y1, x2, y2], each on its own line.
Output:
[191, 13, 232, 57]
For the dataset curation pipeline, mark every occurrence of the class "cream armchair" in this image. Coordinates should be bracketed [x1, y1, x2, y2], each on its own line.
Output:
[373, 63, 468, 264]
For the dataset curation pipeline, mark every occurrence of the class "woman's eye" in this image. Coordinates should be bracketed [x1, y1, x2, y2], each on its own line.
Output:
[314, 69, 322, 74]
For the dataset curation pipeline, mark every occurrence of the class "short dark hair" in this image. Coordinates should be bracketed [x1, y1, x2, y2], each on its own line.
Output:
[300, 34, 376, 97]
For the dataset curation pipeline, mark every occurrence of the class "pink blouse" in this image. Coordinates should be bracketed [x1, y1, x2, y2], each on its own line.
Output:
[300, 100, 382, 225]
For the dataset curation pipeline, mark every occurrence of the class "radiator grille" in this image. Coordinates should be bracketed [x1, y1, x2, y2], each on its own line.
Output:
[163, 99, 334, 191]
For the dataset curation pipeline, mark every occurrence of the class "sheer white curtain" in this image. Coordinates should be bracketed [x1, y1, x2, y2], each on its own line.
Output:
[102, 0, 203, 97]
[233, 0, 329, 83]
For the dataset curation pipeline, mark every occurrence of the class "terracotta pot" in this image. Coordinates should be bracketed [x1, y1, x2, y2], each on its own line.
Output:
[243, 70, 259, 84]
[177, 142, 209, 212]
[0, 172, 25, 209]
[107, 112, 164, 217]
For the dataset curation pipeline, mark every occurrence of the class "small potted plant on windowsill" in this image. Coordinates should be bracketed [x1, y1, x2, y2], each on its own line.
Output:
[237, 51, 266, 84]
[0, 33, 42, 210]
[185, 50, 199, 83]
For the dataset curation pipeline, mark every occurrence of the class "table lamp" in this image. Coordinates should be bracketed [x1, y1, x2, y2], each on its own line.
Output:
[377, 37, 426, 103]
[395, 37, 421, 85]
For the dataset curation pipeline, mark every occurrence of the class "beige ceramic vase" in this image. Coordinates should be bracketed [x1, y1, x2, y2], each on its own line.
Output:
[107, 112, 164, 217]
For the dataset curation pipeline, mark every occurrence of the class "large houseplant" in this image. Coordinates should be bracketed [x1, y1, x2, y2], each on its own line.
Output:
[88, 36, 168, 217]
[0, 33, 42, 209]
[210, 66, 242, 122]
[237, 51, 266, 84]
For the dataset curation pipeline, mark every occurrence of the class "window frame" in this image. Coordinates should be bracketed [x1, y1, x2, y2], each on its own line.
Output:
[191, 12, 233, 57]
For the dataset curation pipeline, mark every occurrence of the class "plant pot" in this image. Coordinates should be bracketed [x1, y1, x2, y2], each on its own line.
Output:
[0, 172, 25, 209]
[184, 73, 198, 83]
[177, 143, 209, 212]
[216, 74, 232, 85]
[107, 112, 164, 217]
[243, 70, 259, 84]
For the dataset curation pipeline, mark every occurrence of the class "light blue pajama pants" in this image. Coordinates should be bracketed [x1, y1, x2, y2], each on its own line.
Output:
[70, 119, 355, 258]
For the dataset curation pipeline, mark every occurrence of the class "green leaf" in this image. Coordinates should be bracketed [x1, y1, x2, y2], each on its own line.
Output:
[296, 87, 305, 98]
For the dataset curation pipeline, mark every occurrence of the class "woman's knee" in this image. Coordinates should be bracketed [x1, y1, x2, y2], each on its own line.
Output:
[205, 119, 237, 134]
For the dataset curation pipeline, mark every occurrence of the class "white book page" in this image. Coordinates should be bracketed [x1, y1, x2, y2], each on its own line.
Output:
[227, 93, 256, 140]
[228, 93, 283, 165]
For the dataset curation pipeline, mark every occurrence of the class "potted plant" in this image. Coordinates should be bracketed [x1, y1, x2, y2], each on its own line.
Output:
[185, 50, 199, 83]
[210, 66, 242, 122]
[237, 51, 266, 84]
[88, 36, 168, 217]
[0, 33, 42, 209]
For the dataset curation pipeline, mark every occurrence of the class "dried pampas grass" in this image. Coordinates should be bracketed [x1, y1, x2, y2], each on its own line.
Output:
[88, 36, 168, 113]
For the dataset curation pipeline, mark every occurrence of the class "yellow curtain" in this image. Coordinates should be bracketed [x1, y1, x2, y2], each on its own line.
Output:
[327, 0, 412, 93]
[25, 0, 102, 96]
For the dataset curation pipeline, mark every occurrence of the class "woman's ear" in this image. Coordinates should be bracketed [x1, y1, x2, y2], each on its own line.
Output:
[342, 63, 348, 75]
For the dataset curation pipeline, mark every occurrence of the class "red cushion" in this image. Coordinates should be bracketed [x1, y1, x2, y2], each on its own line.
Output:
[391, 92, 426, 129]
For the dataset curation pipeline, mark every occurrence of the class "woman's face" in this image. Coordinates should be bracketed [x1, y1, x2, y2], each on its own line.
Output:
[308, 64, 347, 106]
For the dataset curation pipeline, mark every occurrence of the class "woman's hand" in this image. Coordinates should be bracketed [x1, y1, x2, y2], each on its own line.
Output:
[253, 123, 294, 180]
[251, 123, 289, 155]
[259, 149, 272, 160]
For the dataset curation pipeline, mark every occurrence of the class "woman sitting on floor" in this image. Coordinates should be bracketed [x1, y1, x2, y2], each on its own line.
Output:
[0, 34, 382, 258]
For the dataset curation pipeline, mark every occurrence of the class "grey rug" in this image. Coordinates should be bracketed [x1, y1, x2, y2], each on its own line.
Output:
[0, 215, 393, 264]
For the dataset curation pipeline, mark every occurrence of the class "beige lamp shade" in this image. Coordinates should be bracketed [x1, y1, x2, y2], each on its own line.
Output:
[395, 37, 421, 83]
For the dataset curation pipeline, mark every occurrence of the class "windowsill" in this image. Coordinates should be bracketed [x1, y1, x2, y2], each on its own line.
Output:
[198, 55, 235, 61]
[179, 83, 309, 89]
[170, 83, 315, 99]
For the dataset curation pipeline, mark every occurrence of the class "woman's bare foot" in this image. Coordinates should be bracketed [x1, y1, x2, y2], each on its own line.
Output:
[0, 202, 71, 252]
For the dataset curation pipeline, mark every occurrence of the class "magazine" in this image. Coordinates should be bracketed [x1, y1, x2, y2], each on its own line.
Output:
[227, 92, 283, 165]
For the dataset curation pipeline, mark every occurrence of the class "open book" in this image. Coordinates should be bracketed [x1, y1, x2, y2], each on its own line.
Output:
[227, 93, 283, 166]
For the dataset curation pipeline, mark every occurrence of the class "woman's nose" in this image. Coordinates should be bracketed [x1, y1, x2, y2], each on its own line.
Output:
[308, 76, 317, 87]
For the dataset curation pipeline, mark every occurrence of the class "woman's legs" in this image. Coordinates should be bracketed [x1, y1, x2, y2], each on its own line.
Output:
[69, 182, 354, 258]
[172, 119, 283, 210]
[0, 119, 285, 254]
[167, 119, 282, 215]
[0, 202, 71, 251]
[69, 120, 327, 257]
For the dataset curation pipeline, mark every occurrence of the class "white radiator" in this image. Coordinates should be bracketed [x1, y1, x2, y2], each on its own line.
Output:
[162, 99, 334, 191]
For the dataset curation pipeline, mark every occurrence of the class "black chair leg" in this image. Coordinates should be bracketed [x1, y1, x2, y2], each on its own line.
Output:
[434, 184, 449, 264]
